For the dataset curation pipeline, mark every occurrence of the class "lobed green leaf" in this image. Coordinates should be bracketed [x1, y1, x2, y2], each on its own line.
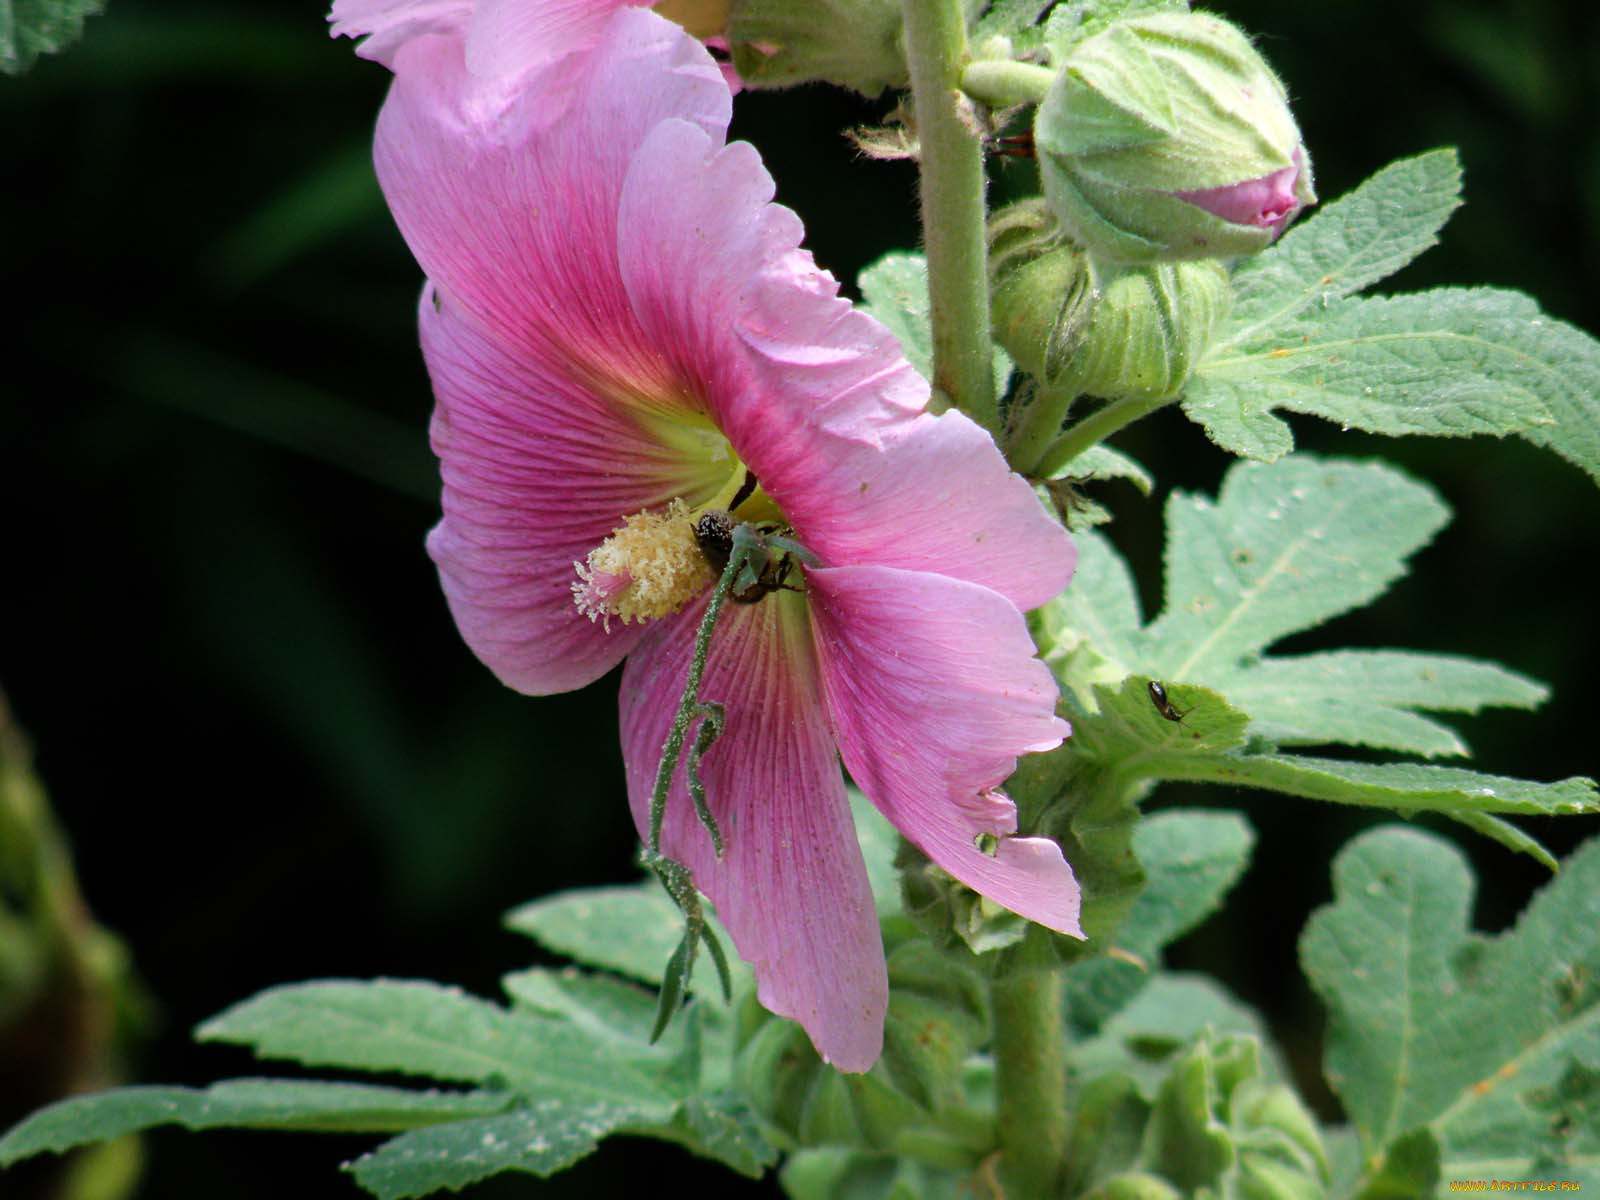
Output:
[1302, 829, 1600, 1188]
[1143, 458, 1449, 679]
[196, 980, 678, 1106]
[0, 1080, 511, 1165]
[1, 0, 104, 75]
[505, 885, 694, 990]
[1224, 149, 1464, 343]
[345, 1100, 666, 1200]
[1063, 811, 1256, 1033]
[1225, 649, 1546, 759]
[858, 251, 1012, 394]
[1188, 287, 1600, 487]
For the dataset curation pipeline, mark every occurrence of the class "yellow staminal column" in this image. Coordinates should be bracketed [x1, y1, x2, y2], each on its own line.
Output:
[572, 498, 714, 630]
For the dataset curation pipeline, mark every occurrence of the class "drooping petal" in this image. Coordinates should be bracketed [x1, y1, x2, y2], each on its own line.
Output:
[422, 286, 712, 693]
[373, 7, 729, 397]
[613, 118, 1074, 611]
[619, 590, 888, 1072]
[808, 565, 1082, 938]
[329, 0, 472, 66]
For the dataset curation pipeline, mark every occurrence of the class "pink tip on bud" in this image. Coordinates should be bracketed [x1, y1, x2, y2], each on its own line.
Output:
[1175, 149, 1307, 239]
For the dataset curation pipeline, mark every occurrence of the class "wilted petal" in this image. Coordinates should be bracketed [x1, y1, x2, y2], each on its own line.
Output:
[374, 8, 729, 372]
[613, 118, 1074, 611]
[421, 287, 709, 693]
[809, 565, 1082, 937]
[619, 591, 888, 1071]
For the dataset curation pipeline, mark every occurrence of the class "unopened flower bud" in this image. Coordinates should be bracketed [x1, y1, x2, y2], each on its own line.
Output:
[987, 200, 1094, 386]
[989, 201, 1232, 400]
[1056, 258, 1231, 400]
[1035, 12, 1315, 263]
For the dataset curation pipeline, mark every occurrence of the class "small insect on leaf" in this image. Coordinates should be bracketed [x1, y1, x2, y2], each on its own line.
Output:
[1147, 679, 1190, 723]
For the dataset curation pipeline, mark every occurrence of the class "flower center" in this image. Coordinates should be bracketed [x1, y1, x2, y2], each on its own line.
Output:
[571, 498, 712, 631]
[571, 463, 784, 630]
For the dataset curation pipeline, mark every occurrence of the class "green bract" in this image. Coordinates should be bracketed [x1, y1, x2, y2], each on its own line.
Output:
[989, 200, 1232, 401]
[1035, 11, 1314, 263]
[728, 0, 979, 95]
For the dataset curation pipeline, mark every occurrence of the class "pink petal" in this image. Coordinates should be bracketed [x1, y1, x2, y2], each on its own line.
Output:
[465, 0, 650, 89]
[808, 565, 1082, 937]
[373, 8, 730, 370]
[613, 119, 1074, 612]
[619, 591, 888, 1072]
[422, 286, 710, 693]
[1176, 152, 1306, 235]
[329, 0, 472, 66]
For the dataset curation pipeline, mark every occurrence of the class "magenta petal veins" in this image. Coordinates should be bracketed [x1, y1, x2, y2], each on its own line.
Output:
[620, 594, 888, 1072]
[372, 7, 1081, 1068]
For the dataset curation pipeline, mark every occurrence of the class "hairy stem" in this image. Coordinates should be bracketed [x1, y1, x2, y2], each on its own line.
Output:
[991, 963, 1069, 1198]
[961, 59, 1055, 108]
[901, 0, 998, 433]
[1034, 392, 1179, 478]
[646, 539, 741, 852]
[1006, 381, 1078, 476]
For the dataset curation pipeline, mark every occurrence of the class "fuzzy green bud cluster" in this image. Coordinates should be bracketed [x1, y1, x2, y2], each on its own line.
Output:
[988, 200, 1232, 402]
[1035, 10, 1315, 264]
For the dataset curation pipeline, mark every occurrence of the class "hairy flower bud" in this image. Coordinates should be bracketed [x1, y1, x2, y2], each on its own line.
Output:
[989, 200, 1232, 400]
[988, 199, 1095, 386]
[1057, 258, 1231, 400]
[1035, 11, 1315, 263]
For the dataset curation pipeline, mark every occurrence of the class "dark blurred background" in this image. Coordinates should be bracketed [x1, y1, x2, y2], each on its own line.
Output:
[2, 1, 1598, 1196]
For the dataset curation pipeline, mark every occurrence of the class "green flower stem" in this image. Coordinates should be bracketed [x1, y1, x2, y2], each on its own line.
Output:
[901, 0, 998, 434]
[646, 538, 743, 853]
[1006, 381, 1078, 476]
[961, 59, 1055, 109]
[1033, 392, 1179, 478]
[991, 962, 1068, 1197]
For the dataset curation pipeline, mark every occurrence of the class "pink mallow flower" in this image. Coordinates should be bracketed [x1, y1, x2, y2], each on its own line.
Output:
[371, 7, 1082, 1070]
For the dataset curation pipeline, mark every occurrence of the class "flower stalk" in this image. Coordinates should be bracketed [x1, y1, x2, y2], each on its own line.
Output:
[1035, 392, 1179, 479]
[991, 957, 1069, 1197]
[901, 0, 997, 434]
[961, 58, 1054, 109]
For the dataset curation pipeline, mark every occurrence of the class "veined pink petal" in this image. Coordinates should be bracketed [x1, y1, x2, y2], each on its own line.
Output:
[614, 119, 1074, 612]
[809, 565, 1082, 938]
[373, 8, 729, 382]
[329, 0, 472, 66]
[421, 285, 709, 693]
[620, 591, 888, 1072]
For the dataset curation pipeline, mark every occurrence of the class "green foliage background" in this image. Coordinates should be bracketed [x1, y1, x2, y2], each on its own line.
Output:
[2, 1, 1598, 1196]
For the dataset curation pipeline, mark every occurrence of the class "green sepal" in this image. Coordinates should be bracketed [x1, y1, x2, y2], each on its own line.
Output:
[728, 0, 980, 96]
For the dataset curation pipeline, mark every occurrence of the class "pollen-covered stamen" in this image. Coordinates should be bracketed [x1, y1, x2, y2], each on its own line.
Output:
[572, 498, 714, 629]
